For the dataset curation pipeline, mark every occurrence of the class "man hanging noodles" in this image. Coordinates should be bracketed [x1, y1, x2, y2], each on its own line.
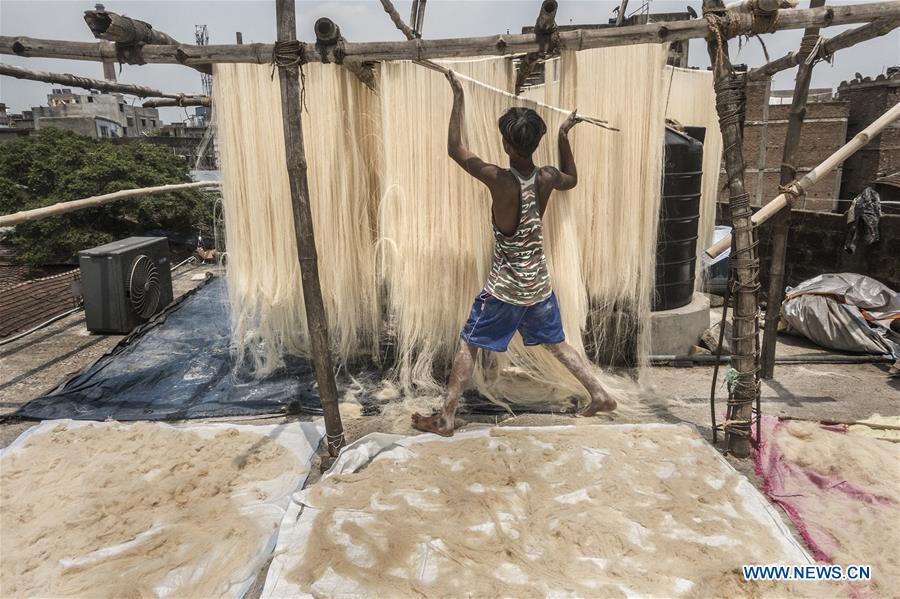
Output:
[412, 71, 618, 437]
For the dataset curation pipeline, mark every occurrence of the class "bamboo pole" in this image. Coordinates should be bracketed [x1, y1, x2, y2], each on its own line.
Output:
[0, 181, 218, 227]
[760, 0, 825, 380]
[4, 2, 898, 67]
[273, 0, 344, 456]
[142, 95, 210, 108]
[704, 0, 758, 457]
[706, 100, 900, 258]
[0, 63, 178, 98]
[748, 16, 900, 81]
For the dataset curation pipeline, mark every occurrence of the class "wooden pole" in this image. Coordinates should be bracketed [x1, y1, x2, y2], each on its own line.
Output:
[4, 2, 899, 67]
[409, 0, 420, 34]
[378, 0, 418, 41]
[414, 0, 428, 36]
[725, 0, 783, 11]
[748, 16, 900, 81]
[83, 9, 178, 45]
[142, 95, 210, 108]
[516, 0, 559, 93]
[0, 62, 177, 98]
[274, 0, 344, 456]
[760, 0, 825, 380]
[615, 0, 630, 27]
[0, 181, 218, 227]
[706, 100, 900, 258]
[311, 17, 376, 90]
[703, 0, 758, 457]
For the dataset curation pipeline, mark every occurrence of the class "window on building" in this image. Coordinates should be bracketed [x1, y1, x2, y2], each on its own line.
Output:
[127, 117, 134, 127]
[123, 127, 128, 136]
[141, 118, 147, 127]
[150, 119, 156, 127]
[87, 96, 94, 103]
[119, 104, 125, 112]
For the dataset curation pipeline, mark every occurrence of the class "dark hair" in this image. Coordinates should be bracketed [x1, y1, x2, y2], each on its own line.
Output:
[498, 107, 546, 155]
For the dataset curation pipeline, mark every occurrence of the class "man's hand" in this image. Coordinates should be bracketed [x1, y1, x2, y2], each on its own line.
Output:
[560, 109, 580, 135]
[446, 70, 463, 97]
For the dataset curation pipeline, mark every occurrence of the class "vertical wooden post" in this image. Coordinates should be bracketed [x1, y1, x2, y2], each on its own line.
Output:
[760, 0, 825, 379]
[703, 0, 758, 457]
[274, 0, 344, 456]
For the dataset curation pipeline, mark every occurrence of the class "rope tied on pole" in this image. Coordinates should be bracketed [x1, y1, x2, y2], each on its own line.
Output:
[705, 11, 732, 70]
[798, 31, 823, 63]
[271, 39, 308, 112]
[707, 1, 782, 65]
[749, 0, 781, 34]
[325, 431, 346, 454]
[778, 181, 806, 206]
[713, 63, 761, 449]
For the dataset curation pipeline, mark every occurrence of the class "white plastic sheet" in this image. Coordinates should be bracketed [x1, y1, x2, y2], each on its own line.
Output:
[262, 424, 811, 598]
[1, 418, 325, 599]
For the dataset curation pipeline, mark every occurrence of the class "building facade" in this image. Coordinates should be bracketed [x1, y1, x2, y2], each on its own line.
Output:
[6, 89, 161, 139]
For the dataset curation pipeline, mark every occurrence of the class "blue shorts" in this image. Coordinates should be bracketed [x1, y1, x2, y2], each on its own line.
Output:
[460, 290, 565, 352]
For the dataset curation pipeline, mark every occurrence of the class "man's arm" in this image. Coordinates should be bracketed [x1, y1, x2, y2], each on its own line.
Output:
[550, 110, 580, 191]
[446, 71, 503, 187]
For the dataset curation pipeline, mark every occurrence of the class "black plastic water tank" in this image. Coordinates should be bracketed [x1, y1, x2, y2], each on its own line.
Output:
[653, 127, 704, 311]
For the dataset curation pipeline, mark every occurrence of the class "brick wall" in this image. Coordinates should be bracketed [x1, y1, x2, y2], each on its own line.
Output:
[0, 269, 81, 337]
[837, 76, 900, 203]
[720, 79, 849, 210]
[715, 208, 900, 292]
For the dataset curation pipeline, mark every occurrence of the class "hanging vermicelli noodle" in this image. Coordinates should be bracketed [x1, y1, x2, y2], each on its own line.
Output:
[215, 63, 380, 376]
[214, 45, 670, 407]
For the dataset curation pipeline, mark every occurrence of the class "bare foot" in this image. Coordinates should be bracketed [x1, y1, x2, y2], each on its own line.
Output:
[576, 394, 617, 417]
[411, 412, 455, 437]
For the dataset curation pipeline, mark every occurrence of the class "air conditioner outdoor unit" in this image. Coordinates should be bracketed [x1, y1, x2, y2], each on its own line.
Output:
[79, 236, 173, 334]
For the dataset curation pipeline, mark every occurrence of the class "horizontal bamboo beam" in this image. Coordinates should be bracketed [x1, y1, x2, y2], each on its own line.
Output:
[0, 181, 220, 227]
[3, 2, 898, 67]
[142, 95, 210, 108]
[748, 16, 900, 80]
[705, 100, 900, 258]
[0, 62, 180, 98]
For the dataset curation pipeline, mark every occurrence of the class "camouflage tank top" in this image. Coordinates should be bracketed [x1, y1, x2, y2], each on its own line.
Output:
[484, 167, 552, 306]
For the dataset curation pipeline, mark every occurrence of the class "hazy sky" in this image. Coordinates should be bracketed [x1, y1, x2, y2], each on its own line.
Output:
[2, 1, 898, 123]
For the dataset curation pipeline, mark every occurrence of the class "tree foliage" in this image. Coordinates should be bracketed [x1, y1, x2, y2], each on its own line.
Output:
[0, 128, 212, 267]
